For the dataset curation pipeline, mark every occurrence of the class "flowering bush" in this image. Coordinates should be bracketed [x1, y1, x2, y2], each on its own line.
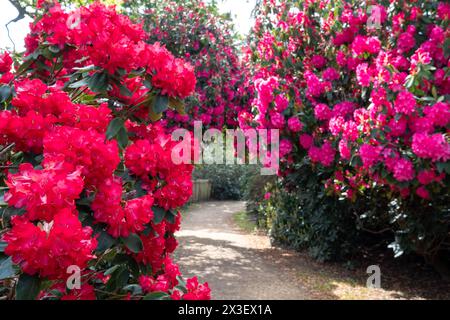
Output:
[123, 0, 252, 130]
[242, 0, 449, 270]
[0, 1, 210, 300]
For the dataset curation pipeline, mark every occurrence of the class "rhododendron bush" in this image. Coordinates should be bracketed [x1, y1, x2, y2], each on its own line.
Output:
[0, 1, 210, 300]
[242, 0, 449, 270]
[123, 0, 252, 130]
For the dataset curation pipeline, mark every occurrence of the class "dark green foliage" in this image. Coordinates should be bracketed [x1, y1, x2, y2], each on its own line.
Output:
[249, 164, 361, 262]
[193, 164, 258, 200]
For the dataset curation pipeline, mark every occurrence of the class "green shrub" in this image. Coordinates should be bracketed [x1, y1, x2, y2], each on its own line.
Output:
[193, 164, 257, 200]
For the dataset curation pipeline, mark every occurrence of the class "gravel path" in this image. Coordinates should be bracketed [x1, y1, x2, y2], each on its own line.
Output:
[174, 201, 310, 300]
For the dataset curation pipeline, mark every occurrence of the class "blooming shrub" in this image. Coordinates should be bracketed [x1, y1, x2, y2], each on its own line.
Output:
[243, 0, 450, 269]
[0, 1, 210, 300]
[123, 0, 252, 130]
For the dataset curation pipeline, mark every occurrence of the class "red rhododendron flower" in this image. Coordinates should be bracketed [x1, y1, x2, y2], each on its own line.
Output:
[92, 177, 155, 238]
[0, 51, 13, 73]
[3, 209, 97, 279]
[181, 277, 211, 300]
[4, 163, 84, 221]
[43, 126, 120, 187]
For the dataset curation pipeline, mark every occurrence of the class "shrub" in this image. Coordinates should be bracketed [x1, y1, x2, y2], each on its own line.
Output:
[194, 164, 257, 200]
[0, 2, 210, 300]
[250, 163, 361, 262]
[242, 0, 449, 272]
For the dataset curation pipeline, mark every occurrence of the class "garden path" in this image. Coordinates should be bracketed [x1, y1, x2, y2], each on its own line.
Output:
[174, 201, 310, 300]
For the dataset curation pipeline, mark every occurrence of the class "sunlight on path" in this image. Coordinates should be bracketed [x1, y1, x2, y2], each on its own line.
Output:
[174, 201, 309, 300]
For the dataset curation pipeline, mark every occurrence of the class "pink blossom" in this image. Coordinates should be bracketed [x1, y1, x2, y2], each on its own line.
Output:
[287, 117, 303, 132]
[417, 170, 437, 185]
[393, 158, 415, 182]
[397, 32, 416, 52]
[299, 134, 313, 149]
[328, 116, 345, 136]
[424, 102, 450, 127]
[339, 140, 351, 160]
[394, 91, 416, 115]
[314, 103, 332, 121]
[356, 63, 371, 87]
[311, 55, 327, 69]
[270, 112, 285, 129]
[280, 139, 293, 157]
[412, 133, 450, 162]
[342, 121, 359, 141]
[319, 141, 336, 167]
[274, 95, 289, 112]
[416, 186, 430, 200]
[359, 144, 382, 168]
[322, 67, 339, 81]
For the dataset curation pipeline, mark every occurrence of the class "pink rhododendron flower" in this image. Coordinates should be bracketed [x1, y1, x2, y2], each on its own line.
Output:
[394, 91, 416, 115]
[314, 103, 332, 121]
[393, 158, 415, 182]
[412, 133, 450, 162]
[288, 117, 303, 132]
[359, 144, 382, 168]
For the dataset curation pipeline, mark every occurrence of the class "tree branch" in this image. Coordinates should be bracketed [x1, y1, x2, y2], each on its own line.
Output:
[6, 0, 29, 51]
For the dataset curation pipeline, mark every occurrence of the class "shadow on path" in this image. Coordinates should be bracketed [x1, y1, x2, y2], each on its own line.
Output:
[174, 201, 309, 300]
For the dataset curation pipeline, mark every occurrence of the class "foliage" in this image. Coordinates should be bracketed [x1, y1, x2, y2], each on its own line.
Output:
[0, 2, 210, 300]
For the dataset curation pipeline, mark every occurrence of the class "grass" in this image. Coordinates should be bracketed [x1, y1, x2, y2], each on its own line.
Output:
[233, 211, 257, 233]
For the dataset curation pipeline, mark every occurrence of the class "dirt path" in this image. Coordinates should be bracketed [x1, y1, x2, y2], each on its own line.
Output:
[174, 201, 450, 300]
[174, 201, 310, 300]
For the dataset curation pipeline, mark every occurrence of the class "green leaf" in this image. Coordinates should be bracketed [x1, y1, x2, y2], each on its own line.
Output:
[0, 85, 12, 103]
[68, 77, 90, 89]
[48, 45, 60, 54]
[121, 233, 143, 253]
[0, 255, 15, 280]
[88, 72, 109, 93]
[106, 118, 125, 140]
[143, 291, 170, 300]
[17, 59, 34, 75]
[123, 284, 142, 295]
[444, 37, 450, 59]
[119, 84, 133, 97]
[169, 97, 185, 115]
[0, 241, 6, 252]
[104, 265, 120, 276]
[96, 231, 117, 252]
[72, 64, 96, 73]
[165, 210, 176, 224]
[105, 265, 129, 292]
[404, 75, 414, 89]
[117, 127, 129, 149]
[152, 206, 166, 224]
[153, 95, 169, 114]
[16, 274, 42, 300]
[436, 162, 450, 175]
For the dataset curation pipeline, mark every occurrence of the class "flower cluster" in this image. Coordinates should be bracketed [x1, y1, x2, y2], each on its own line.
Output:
[3, 209, 97, 279]
[25, 2, 195, 100]
[243, 0, 449, 262]
[0, 2, 208, 300]
[244, 0, 449, 201]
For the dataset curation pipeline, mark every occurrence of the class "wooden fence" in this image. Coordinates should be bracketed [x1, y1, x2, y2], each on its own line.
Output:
[190, 179, 212, 202]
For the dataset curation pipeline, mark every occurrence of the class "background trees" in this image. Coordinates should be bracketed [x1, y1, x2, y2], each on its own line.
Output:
[123, 0, 253, 130]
